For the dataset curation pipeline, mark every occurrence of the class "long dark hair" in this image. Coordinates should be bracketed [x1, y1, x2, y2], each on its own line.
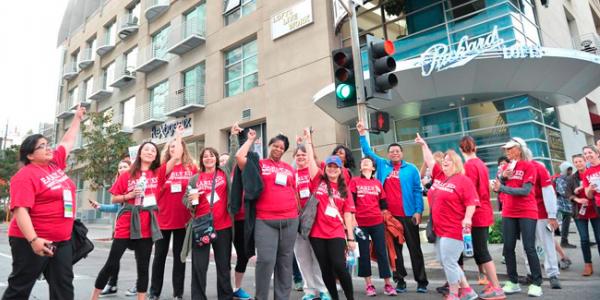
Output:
[129, 142, 161, 177]
[19, 134, 47, 165]
[321, 170, 348, 199]
[332, 144, 356, 169]
[198, 147, 220, 172]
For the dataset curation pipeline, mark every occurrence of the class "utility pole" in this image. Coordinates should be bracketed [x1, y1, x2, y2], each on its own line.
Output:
[344, 0, 369, 126]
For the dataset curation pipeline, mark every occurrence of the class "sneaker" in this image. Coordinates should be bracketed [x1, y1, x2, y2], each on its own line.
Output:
[444, 293, 461, 300]
[395, 280, 407, 293]
[319, 291, 332, 300]
[124, 286, 137, 297]
[302, 292, 318, 300]
[436, 282, 450, 295]
[459, 287, 478, 300]
[549, 276, 561, 289]
[173, 297, 183, 300]
[99, 285, 117, 297]
[294, 281, 304, 291]
[478, 275, 489, 286]
[336, 283, 342, 291]
[479, 286, 506, 300]
[147, 296, 159, 300]
[384, 284, 397, 296]
[233, 288, 252, 300]
[560, 242, 577, 249]
[502, 281, 521, 294]
[527, 284, 543, 297]
[365, 284, 377, 297]
[416, 286, 428, 293]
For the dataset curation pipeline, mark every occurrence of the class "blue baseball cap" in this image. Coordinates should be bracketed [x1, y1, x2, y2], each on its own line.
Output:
[325, 155, 343, 168]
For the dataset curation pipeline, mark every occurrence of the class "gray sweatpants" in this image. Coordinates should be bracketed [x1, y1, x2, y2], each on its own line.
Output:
[254, 218, 299, 300]
[435, 237, 465, 284]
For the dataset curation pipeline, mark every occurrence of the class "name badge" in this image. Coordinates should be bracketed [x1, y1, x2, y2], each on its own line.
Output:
[208, 192, 220, 203]
[143, 194, 157, 207]
[63, 189, 73, 218]
[190, 188, 199, 206]
[299, 188, 310, 199]
[325, 205, 338, 218]
[275, 173, 288, 186]
[171, 183, 182, 193]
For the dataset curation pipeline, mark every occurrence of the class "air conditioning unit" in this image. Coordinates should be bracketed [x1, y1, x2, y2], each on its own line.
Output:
[580, 39, 598, 53]
[176, 88, 186, 95]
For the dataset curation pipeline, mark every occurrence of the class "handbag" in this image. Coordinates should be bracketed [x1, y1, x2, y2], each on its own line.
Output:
[299, 194, 319, 239]
[192, 171, 218, 247]
[72, 219, 94, 264]
[426, 214, 436, 243]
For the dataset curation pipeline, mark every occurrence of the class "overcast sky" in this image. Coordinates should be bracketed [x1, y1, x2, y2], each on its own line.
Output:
[0, 0, 69, 138]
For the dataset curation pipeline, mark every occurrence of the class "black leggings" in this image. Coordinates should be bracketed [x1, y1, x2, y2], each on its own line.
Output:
[94, 238, 154, 293]
[150, 228, 186, 297]
[233, 220, 250, 273]
[310, 237, 354, 300]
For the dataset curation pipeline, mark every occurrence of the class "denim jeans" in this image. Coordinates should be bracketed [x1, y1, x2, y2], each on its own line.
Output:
[574, 217, 600, 263]
[502, 217, 542, 285]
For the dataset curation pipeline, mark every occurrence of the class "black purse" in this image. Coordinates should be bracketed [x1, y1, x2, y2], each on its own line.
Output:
[192, 171, 218, 247]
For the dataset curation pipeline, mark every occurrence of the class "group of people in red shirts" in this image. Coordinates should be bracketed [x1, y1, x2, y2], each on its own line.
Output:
[5, 105, 600, 300]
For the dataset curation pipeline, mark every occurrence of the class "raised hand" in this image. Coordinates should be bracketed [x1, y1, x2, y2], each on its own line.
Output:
[247, 129, 257, 141]
[414, 133, 426, 146]
[75, 104, 86, 121]
[231, 123, 243, 135]
[356, 121, 367, 136]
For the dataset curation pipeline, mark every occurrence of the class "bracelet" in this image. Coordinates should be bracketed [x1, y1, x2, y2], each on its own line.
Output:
[29, 236, 38, 244]
[347, 239, 355, 242]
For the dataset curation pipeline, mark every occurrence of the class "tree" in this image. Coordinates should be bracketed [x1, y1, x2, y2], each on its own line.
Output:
[382, 0, 405, 17]
[78, 112, 134, 191]
[0, 145, 20, 200]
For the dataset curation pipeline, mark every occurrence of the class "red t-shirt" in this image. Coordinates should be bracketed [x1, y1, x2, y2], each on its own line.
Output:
[532, 161, 552, 219]
[309, 171, 356, 239]
[577, 171, 599, 219]
[110, 170, 159, 239]
[384, 163, 405, 217]
[194, 170, 232, 230]
[464, 158, 494, 227]
[427, 164, 445, 209]
[349, 176, 385, 227]
[428, 173, 479, 241]
[296, 167, 312, 208]
[583, 164, 600, 208]
[9, 146, 76, 242]
[500, 160, 538, 219]
[256, 159, 298, 220]
[156, 163, 197, 229]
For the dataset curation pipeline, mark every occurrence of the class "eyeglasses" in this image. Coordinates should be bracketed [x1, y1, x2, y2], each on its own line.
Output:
[34, 144, 52, 151]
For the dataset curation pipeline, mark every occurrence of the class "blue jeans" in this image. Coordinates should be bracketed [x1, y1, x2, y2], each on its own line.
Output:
[502, 217, 542, 286]
[574, 217, 600, 263]
[357, 223, 392, 279]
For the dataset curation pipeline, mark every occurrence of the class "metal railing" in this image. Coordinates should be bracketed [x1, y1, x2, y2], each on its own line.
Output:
[168, 14, 206, 47]
[572, 32, 600, 55]
[120, 12, 139, 29]
[168, 85, 205, 111]
[57, 99, 74, 116]
[63, 62, 78, 75]
[134, 101, 166, 125]
[149, 0, 169, 7]
[79, 48, 94, 63]
[114, 56, 137, 79]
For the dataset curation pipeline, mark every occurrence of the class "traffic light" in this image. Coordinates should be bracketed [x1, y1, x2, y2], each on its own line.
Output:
[366, 36, 398, 100]
[332, 47, 357, 108]
[369, 111, 390, 133]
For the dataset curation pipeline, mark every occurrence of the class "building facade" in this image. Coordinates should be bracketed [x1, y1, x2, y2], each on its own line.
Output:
[56, 0, 600, 221]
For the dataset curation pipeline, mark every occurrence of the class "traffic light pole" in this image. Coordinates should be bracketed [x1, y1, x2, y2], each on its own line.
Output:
[346, 0, 370, 132]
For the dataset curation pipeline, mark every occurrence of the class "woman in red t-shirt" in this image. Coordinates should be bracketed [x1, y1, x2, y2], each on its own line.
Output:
[148, 125, 197, 299]
[576, 147, 600, 275]
[304, 129, 356, 300]
[459, 136, 504, 298]
[350, 157, 397, 296]
[186, 124, 241, 300]
[91, 141, 162, 300]
[235, 128, 298, 300]
[492, 137, 543, 296]
[416, 135, 478, 300]
[3, 106, 85, 300]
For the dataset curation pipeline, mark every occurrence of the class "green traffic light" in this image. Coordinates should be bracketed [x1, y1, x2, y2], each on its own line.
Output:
[336, 84, 354, 100]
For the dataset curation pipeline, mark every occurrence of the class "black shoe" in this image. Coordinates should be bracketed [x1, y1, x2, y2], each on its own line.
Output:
[395, 279, 407, 293]
[549, 276, 562, 289]
[591, 242, 597, 247]
[560, 242, 577, 249]
[99, 285, 117, 297]
[435, 282, 449, 295]
[518, 274, 533, 285]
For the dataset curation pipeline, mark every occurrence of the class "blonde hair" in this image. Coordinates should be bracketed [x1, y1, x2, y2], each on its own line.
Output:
[161, 139, 195, 168]
[444, 149, 464, 175]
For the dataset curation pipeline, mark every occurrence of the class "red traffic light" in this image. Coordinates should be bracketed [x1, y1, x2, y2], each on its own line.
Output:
[383, 40, 394, 55]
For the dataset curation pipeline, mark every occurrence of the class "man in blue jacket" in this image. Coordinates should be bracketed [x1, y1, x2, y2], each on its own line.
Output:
[357, 121, 428, 293]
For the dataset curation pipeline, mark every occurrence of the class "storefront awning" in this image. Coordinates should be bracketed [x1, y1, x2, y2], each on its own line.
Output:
[314, 47, 600, 123]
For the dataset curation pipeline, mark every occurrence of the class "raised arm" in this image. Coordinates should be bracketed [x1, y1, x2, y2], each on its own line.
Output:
[58, 104, 86, 155]
[166, 125, 185, 175]
[226, 123, 242, 170]
[303, 128, 319, 180]
[235, 129, 257, 170]
[356, 121, 385, 163]
[415, 133, 435, 170]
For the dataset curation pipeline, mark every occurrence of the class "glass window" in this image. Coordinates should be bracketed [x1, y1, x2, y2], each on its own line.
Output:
[87, 38, 96, 60]
[68, 86, 78, 106]
[152, 25, 170, 59]
[106, 21, 117, 45]
[447, 0, 485, 20]
[233, 122, 267, 158]
[225, 39, 258, 97]
[122, 97, 135, 130]
[150, 81, 169, 118]
[71, 51, 79, 67]
[125, 46, 138, 72]
[84, 77, 93, 101]
[224, 0, 256, 25]
[129, 1, 141, 20]
[103, 62, 115, 90]
[185, 3, 206, 36]
[183, 62, 206, 105]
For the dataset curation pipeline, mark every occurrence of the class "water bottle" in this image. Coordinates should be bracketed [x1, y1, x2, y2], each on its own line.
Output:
[579, 204, 588, 216]
[134, 172, 147, 206]
[354, 227, 367, 241]
[346, 249, 356, 270]
[463, 227, 474, 257]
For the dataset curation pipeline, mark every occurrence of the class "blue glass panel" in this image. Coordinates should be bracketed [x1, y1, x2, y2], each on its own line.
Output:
[405, 0, 444, 34]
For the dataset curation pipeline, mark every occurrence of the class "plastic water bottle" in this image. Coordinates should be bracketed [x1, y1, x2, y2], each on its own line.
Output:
[463, 227, 474, 257]
[346, 249, 356, 270]
[579, 204, 588, 216]
[354, 227, 367, 240]
[134, 172, 147, 206]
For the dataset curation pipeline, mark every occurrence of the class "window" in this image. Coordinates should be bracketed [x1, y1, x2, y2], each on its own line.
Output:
[86, 38, 96, 59]
[183, 62, 205, 105]
[103, 62, 115, 90]
[105, 21, 117, 45]
[150, 81, 169, 118]
[128, 1, 141, 21]
[68, 87, 78, 107]
[84, 77, 93, 101]
[185, 3, 206, 36]
[448, 0, 485, 20]
[232, 122, 267, 158]
[122, 97, 136, 130]
[152, 25, 170, 59]
[125, 46, 138, 72]
[71, 50, 79, 65]
[224, 39, 258, 97]
[224, 0, 256, 25]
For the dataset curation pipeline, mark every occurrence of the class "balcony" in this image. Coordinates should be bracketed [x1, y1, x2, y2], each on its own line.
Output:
[572, 33, 600, 55]
[96, 37, 115, 57]
[62, 63, 79, 81]
[145, 0, 169, 23]
[115, 113, 134, 133]
[136, 46, 168, 73]
[70, 89, 92, 110]
[89, 81, 113, 101]
[111, 58, 136, 88]
[57, 100, 75, 119]
[166, 85, 205, 117]
[167, 18, 206, 55]
[133, 102, 166, 128]
[78, 48, 95, 70]
[118, 13, 140, 40]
